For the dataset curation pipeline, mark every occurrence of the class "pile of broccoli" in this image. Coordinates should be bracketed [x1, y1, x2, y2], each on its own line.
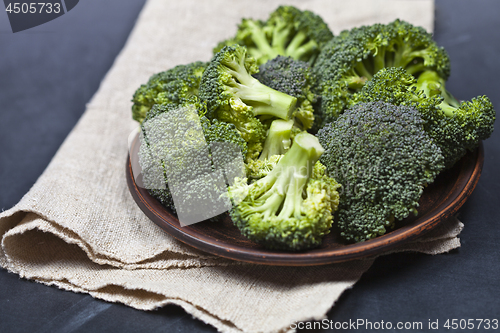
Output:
[132, 5, 495, 249]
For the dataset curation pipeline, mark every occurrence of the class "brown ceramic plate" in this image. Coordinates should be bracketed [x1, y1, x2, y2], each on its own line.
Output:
[126, 133, 483, 266]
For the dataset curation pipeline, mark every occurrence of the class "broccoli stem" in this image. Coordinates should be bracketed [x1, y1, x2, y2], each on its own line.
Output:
[292, 40, 319, 61]
[397, 49, 431, 74]
[403, 49, 430, 67]
[249, 132, 324, 218]
[354, 61, 373, 81]
[247, 48, 266, 63]
[278, 172, 308, 219]
[362, 58, 375, 75]
[390, 45, 429, 74]
[259, 119, 294, 160]
[437, 89, 461, 116]
[405, 63, 427, 76]
[442, 89, 461, 108]
[372, 47, 386, 73]
[414, 70, 460, 117]
[391, 42, 410, 68]
[271, 19, 293, 55]
[250, 190, 282, 219]
[221, 50, 298, 120]
[439, 101, 460, 117]
[385, 50, 395, 68]
[285, 31, 318, 60]
[225, 61, 297, 120]
[245, 20, 279, 60]
[228, 81, 297, 119]
[415, 70, 445, 97]
[285, 30, 306, 53]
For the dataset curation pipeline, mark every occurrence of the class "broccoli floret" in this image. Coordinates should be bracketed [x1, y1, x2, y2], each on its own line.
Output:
[131, 61, 208, 123]
[200, 116, 248, 164]
[200, 45, 298, 161]
[313, 19, 450, 127]
[317, 101, 445, 243]
[201, 45, 297, 120]
[214, 6, 333, 65]
[415, 71, 495, 152]
[246, 155, 282, 180]
[265, 6, 333, 63]
[139, 102, 247, 217]
[355, 67, 495, 167]
[228, 132, 341, 251]
[255, 56, 317, 131]
[256, 56, 316, 102]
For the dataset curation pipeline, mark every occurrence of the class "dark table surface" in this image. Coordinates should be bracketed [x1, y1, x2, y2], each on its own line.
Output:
[1, 1, 499, 332]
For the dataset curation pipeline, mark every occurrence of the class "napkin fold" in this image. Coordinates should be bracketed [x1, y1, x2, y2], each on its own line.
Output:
[1, 1, 459, 332]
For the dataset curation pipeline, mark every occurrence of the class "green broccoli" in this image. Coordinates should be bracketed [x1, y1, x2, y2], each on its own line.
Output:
[245, 119, 294, 179]
[313, 19, 450, 127]
[258, 119, 294, 160]
[415, 71, 495, 151]
[139, 102, 247, 217]
[317, 101, 445, 242]
[355, 67, 495, 167]
[228, 131, 341, 251]
[255, 55, 317, 131]
[199, 45, 298, 161]
[131, 61, 208, 123]
[214, 6, 333, 65]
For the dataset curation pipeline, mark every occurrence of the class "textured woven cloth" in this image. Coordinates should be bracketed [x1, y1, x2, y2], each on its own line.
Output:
[0, 1, 462, 332]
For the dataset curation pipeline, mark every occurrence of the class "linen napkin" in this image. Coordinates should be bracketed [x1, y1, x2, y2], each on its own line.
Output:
[1, 1, 463, 332]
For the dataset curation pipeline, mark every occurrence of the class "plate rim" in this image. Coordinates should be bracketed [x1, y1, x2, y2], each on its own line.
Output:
[126, 136, 484, 266]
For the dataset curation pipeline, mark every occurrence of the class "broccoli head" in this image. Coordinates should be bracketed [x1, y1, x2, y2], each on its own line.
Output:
[313, 19, 450, 127]
[228, 132, 341, 251]
[255, 55, 317, 131]
[214, 6, 333, 65]
[139, 102, 247, 217]
[131, 61, 208, 123]
[317, 101, 445, 242]
[355, 67, 495, 167]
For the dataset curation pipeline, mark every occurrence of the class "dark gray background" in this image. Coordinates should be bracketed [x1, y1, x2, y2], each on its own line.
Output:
[0, 1, 499, 332]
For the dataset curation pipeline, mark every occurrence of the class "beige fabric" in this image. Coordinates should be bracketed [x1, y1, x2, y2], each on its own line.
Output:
[0, 1, 456, 332]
